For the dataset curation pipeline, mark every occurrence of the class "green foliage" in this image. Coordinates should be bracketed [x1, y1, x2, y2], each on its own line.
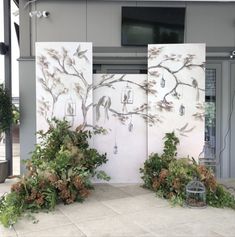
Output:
[140, 132, 178, 189]
[207, 185, 235, 209]
[12, 105, 20, 125]
[0, 84, 13, 133]
[140, 132, 235, 209]
[0, 192, 24, 227]
[0, 119, 109, 227]
[162, 132, 179, 159]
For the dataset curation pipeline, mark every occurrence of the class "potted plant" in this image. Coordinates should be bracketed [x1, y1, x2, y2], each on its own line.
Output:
[0, 84, 14, 183]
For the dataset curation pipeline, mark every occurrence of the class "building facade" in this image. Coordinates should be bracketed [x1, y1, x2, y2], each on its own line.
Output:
[18, 0, 235, 178]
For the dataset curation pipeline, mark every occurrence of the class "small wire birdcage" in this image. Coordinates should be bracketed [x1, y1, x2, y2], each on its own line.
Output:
[65, 97, 76, 117]
[65, 97, 76, 126]
[121, 84, 133, 104]
[186, 180, 206, 208]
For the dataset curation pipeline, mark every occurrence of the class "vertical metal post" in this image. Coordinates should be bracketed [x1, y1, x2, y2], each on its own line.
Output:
[4, 0, 12, 176]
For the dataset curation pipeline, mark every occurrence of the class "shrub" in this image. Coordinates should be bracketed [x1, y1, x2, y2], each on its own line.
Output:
[0, 84, 13, 133]
[0, 119, 110, 227]
[140, 132, 179, 189]
[140, 132, 235, 209]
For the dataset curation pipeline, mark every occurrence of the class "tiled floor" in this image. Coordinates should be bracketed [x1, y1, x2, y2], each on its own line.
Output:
[1, 180, 235, 237]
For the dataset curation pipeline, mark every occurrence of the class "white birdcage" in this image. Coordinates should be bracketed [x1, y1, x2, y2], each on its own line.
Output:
[65, 97, 76, 126]
[160, 76, 165, 88]
[65, 97, 76, 117]
[179, 104, 185, 116]
[121, 84, 133, 104]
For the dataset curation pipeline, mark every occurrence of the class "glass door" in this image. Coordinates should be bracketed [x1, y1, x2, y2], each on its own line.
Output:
[205, 63, 222, 177]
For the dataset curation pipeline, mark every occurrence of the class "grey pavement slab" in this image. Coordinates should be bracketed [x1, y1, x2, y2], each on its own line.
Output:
[1, 181, 235, 237]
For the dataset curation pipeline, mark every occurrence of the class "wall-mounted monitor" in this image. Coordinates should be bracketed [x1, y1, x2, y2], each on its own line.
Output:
[121, 7, 186, 46]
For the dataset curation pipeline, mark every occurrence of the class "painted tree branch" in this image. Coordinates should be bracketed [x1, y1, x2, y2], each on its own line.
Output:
[148, 55, 205, 105]
[37, 58, 67, 118]
[92, 74, 149, 93]
[46, 48, 88, 88]
[109, 107, 161, 126]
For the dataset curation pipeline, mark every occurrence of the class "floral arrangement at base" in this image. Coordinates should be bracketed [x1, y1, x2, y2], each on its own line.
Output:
[140, 132, 235, 208]
[0, 119, 110, 227]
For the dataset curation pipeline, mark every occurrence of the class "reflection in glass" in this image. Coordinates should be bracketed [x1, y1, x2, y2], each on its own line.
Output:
[203, 69, 216, 172]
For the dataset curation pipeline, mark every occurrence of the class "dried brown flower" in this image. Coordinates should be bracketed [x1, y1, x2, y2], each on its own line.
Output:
[35, 195, 45, 206]
[172, 178, 181, 191]
[47, 173, 59, 184]
[159, 169, 169, 182]
[59, 189, 70, 200]
[56, 180, 68, 191]
[152, 177, 160, 190]
[73, 176, 84, 190]
[11, 181, 24, 193]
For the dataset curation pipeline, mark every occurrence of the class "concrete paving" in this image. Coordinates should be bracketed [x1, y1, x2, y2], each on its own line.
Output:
[219, 179, 235, 197]
[1, 180, 235, 237]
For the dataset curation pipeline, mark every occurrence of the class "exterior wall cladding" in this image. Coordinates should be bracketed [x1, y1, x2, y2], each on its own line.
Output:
[19, 0, 235, 178]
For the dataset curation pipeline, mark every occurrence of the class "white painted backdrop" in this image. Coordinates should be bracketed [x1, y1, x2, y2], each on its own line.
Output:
[35, 43, 205, 183]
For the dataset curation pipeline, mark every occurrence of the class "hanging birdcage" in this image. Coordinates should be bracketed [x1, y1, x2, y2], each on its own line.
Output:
[198, 141, 216, 174]
[121, 84, 133, 104]
[113, 143, 118, 154]
[128, 115, 133, 132]
[65, 97, 76, 117]
[65, 97, 76, 126]
[160, 76, 166, 88]
[186, 180, 206, 208]
[179, 104, 185, 116]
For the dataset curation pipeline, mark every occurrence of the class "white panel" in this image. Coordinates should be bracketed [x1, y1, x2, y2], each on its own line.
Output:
[36, 42, 93, 133]
[148, 43, 205, 159]
[93, 74, 147, 183]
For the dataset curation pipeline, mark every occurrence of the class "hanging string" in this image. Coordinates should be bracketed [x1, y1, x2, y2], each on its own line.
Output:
[113, 116, 118, 155]
[122, 83, 129, 113]
[160, 69, 165, 88]
[128, 114, 133, 132]
[179, 85, 185, 116]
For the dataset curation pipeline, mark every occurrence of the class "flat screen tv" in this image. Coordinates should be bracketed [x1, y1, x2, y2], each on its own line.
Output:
[122, 7, 186, 46]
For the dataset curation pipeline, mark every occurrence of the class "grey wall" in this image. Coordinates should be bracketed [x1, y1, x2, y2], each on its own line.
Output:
[31, 1, 235, 50]
[19, 0, 235, 178]
[19, 60, 36, 172]
[19, 0, 235, 56]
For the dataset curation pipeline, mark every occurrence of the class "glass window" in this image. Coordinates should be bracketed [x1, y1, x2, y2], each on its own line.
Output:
[205, 68, 216, 157]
